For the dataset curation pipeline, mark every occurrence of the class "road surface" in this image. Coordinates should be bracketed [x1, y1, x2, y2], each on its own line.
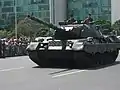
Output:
[0, 55, 120, 90]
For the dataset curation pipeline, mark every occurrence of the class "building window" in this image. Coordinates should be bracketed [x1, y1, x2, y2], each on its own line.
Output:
[108, 0, 111, 6]
[0, 2, 2, 7]
[39, 12, 41, 17]
[0, 19, 5, 25]
[17, 13, 26, 18]
[31, 12, 39, 17]
[83, 1, 98, 8]
[2, 7, 14, 12]
[46, 11, 49, 17]
[101, 0, 111, 6]
[31, 0, 49, 4]
[38, 5, 49, 10]
[4, 1, 13, 6]
[17, 7, 23, 12]
[2, 14, 7, 19]
[23, 6, 29, 12]
[101, 8, 111, 14]
[44, 17, 50, 22]
[67, 0, 111, 21]
[29, 5, 38, 11]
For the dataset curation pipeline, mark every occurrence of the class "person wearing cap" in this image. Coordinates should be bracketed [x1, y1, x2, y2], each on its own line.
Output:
[0, 39, 2, 58]
[2, 40, 6, 58]
[83, 14, 93, 24]
[67, 14, 76, 24]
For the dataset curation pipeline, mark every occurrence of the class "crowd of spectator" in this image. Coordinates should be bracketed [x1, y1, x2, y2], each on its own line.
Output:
[0, 37, 30, 58]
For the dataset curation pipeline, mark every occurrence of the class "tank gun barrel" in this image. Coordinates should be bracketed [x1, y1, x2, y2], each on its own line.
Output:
[27, 15, 64, 31]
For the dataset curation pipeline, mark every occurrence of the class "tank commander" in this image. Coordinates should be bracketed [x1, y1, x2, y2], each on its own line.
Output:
[83, 14, 93, 24]
[67, 14, 76, 24]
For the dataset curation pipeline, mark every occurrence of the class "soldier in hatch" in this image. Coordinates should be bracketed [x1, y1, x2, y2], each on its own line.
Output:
[67, 14, 76, 24]
[83, 14, 93, 24]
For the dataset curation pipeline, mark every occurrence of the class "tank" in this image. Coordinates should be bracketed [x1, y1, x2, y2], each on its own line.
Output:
[26, 15, 120, 68]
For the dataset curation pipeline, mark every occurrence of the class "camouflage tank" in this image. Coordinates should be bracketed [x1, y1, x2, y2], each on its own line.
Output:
[26, 15, 120, 68]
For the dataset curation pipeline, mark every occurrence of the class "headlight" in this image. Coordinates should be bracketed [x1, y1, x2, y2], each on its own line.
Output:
[39, 43, 48, 49]
[69, 43, 73, 48]
[40, 44, 43, 47]
[72, 42, 84, 50]
[87, 37, 93, 42]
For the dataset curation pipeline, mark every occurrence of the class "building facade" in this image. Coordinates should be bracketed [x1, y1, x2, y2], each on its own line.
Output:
[67, 0, 111, 21]
[111, 0, 120, 24]
[49, 0, 67, 25]
[0, 0, 119, 28]
[0, 0, 50, 28]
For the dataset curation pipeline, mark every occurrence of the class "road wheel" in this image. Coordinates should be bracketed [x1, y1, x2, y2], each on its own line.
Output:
[74, 51, 95, 69]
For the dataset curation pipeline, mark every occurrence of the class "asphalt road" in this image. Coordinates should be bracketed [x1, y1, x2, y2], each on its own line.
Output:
[0, 55, 120, 90]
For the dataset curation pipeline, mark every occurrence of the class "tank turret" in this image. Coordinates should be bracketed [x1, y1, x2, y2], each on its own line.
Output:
[27, 15, 103, 40]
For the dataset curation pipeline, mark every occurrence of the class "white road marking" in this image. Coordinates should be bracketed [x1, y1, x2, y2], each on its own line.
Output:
[52, 70, 87, 78]
[0, 67, 24, 72]
[0, 56, 28, 61]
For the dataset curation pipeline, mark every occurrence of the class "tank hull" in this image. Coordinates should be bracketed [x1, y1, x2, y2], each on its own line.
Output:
[29, 50, 74, 68]
[28, 50, 118, 69]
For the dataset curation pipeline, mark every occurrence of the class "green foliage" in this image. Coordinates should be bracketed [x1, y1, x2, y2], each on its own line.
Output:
[7, 30, 15, 38]
[95, 20, 111, 28]
[95, 19, 120, 35]
[17, 18, 52, 39]
[94, 20, 112, 35]
[95, 20, 113, 35]
[0, 30, 7, 38]
[0, 29, 15, 38]
[112, 20, 120, 30]
[0, 17, 54, 39]
[112, 20, 120, 35]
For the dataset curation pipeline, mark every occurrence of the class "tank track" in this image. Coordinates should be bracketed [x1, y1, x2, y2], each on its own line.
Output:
[28, 50, 119, 69]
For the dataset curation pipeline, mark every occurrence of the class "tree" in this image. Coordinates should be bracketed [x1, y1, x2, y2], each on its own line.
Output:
[95, 20, 112, 35]
[112, 20, 120, 35]
[0, 30, 7, 38]
[0, 29, 15, 38]
[95, 20, 111, 28]
[17, 18, 50, 39]
[0, 17, 54, 39]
